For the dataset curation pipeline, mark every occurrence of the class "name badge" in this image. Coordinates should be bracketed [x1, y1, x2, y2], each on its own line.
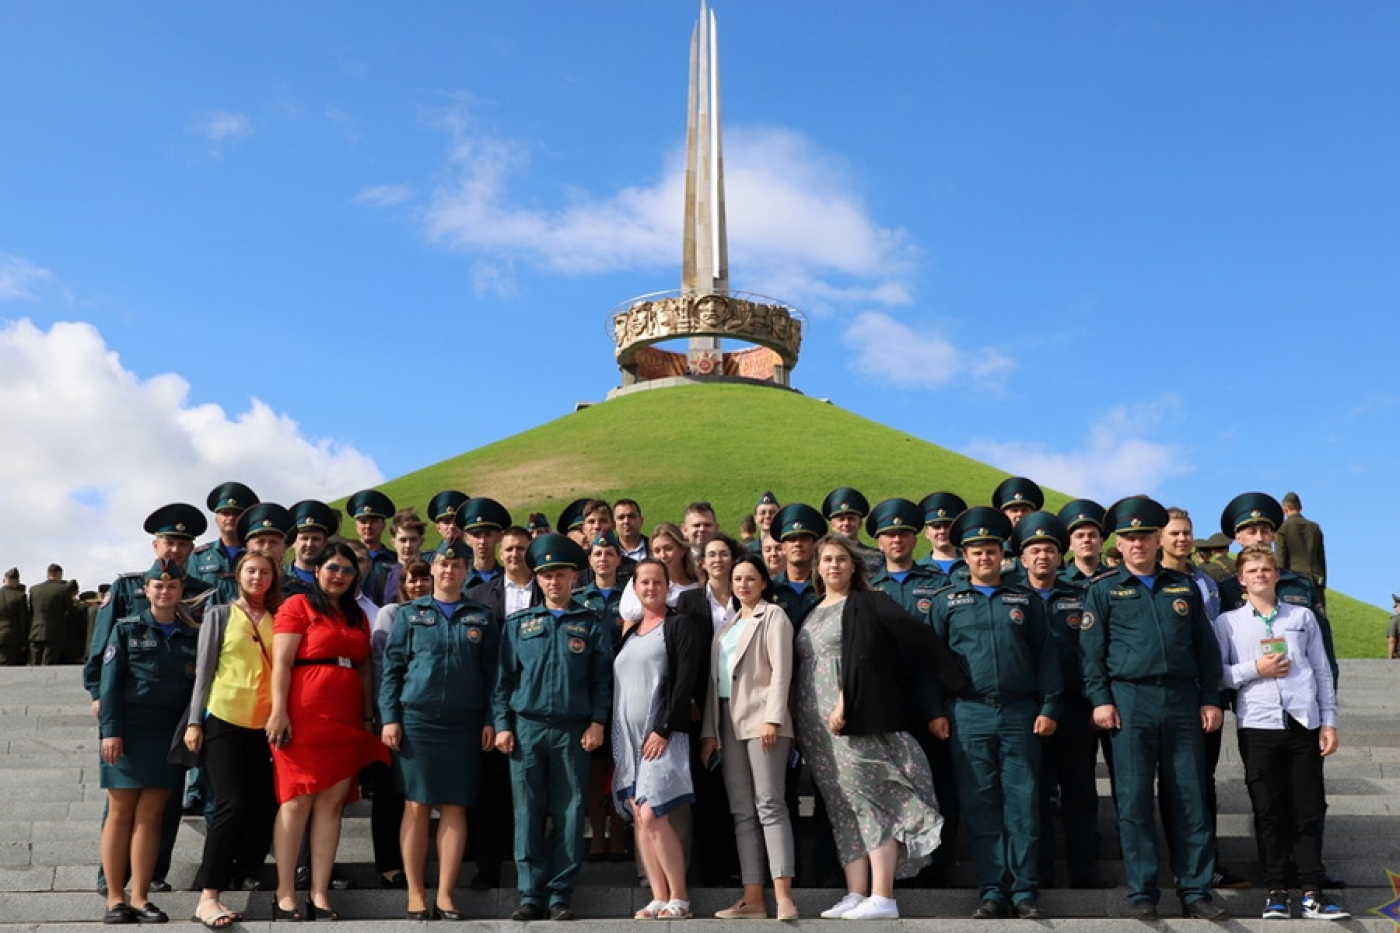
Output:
[1001, 594, 1029, 606]
[1260, 638, 1287, 656]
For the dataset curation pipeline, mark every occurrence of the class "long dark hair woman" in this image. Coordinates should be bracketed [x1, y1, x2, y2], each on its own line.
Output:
[266, 542, 390, 921]
[183, 552, 283, 928]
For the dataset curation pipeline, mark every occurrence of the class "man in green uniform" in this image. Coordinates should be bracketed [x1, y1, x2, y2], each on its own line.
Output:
[1217, 492, 1337, 687]
[492, 533, 612, 922]
[1080, 496, 1226, 922]
[1276, 491, 1326, 597]
[1056, 499, 1106, 585]
[187, 482, 258, 602]
[1195, 533, 1235, 583]
[929, 507, 1061, 919]
[749, 491, 781, 553]
[458, 498, 512, 590]
[918, 491, 968, 582]
[427, 489, 470, 555]
[1013, 511, 1104, 889]
[0, 568, 29, 666]
[284, 500, 338, 598]
[347, 489, 397, 605]
[29, 564, 73, 666]
[822, 487, 883, 575]
[768, 503, 826, 626]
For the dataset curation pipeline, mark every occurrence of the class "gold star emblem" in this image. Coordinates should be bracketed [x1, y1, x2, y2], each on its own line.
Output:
[176, 523, 186, 532]
[261, 520, 272, 529]
[230, 498, 239, 508]
[1250, 509, 1261, 520]
[1013, 493, 1024, 501]
[893, 517, 903, 526]
[794, 522, 804, 531]
[1130, 518, 1142, 528]
[545, 552, 553, 561]
[937, 509, 948, 518]
[978, 527, 987, 536]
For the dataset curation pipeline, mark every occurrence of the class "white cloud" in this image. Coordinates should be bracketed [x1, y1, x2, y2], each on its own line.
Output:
[189, 111, 253, 143]
[0, 319, 381, 590]
[0, 254, 55, 301]
[355, 184, 415, 208]
[843, 310, 1015, 389]
[421, 115, 913, 305]
[964, 401, 1190, 501]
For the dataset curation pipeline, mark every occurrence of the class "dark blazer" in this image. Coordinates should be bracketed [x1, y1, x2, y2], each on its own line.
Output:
[674, 586, 722, 715]
[468, 575, 543, 625]
[617, 610, 702, 739]
[837, 590, 967, 737]
[1277, 513, 1326, 590]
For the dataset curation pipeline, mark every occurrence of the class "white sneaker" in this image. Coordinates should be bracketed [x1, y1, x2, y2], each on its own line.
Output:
[843, 896, 899, 920]
[820, 894, 868, 919]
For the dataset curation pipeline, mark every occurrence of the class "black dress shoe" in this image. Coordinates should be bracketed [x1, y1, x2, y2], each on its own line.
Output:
[511, 903, 545, 922]
[380, 872, 408, 889]
[272, 902, 304, 922]
[437, 908, 465, 922]
[406, 908, 434, 921]
[1015, 900, 1045, 920]
[1129, 901, 1159, 922]
[972, 899, 1009, 919]
[1184, 899, 1227, 922]
[132, 902, 169, 924]
[148, 879, 172, 893]
[548, 905, 576, 922]
[103, 904, 137, 925]
[305, 899, 340, 921]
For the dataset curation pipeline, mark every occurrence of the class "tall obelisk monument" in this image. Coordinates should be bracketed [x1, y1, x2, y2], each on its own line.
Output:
[607, 1, 804, 394]
[681, 0, 726, 373]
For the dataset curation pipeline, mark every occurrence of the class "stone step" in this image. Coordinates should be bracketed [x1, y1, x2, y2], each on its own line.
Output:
[0, 886, 1392, 925]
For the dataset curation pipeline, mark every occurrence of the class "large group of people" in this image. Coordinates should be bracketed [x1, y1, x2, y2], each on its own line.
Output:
[77, 478, 1349, 924]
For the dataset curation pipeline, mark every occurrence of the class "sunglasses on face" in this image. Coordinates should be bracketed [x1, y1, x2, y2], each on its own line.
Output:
[323, 563, 357, 576]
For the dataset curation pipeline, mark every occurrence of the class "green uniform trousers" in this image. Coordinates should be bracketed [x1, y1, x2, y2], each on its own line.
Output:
[950, 697, 1042, 904]
[1110, 681, 1215, 905]
[509, 716, 589, 907]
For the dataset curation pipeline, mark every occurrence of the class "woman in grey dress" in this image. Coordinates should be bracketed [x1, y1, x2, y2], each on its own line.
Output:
[612, 560, 701, 920]
[794, 535, 965, 921]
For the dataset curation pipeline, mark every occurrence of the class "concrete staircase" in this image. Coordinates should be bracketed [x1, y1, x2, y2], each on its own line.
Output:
[2, 661, 1397, 929]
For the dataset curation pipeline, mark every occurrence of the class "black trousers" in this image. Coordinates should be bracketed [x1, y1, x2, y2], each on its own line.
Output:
[194, 715, 277, 891]
[366, 761, 404, 875]
[1239, 718, 1327, 890]
[1038, 697, 1100, 885]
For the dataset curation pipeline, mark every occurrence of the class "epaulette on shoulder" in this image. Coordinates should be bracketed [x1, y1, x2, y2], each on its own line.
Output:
[1087, 568, 1118, 585]
[931, 581, 962, 598]
[192, 541, 217, 554]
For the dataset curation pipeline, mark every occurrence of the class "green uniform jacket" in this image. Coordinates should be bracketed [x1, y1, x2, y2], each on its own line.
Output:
[1276, 513, 1326, 590]
[1080, 565, 1223, 710]
[869, 563, 947, 618]
[84, 571, 211, 699]
[927, 580, 1062, 721]
[0, 583, 29, 648]
[379, 595, 499, 725]
[770, 574, 819, 627]
[1037, 579, 1089, 699]
[98, 610, 199, 738]
[187, 541, 244, 600]
[28, 578, 74, 644]
[492, 601, 613, 734]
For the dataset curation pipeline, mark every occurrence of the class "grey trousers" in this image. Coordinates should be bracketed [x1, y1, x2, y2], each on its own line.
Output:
[718, 700, 795, 882]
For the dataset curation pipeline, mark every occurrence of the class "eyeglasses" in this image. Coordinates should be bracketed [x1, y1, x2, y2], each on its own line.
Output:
[323, 563, 356, 576]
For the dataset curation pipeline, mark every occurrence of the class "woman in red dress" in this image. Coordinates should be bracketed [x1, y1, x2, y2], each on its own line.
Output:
[265, 542, 389, 920]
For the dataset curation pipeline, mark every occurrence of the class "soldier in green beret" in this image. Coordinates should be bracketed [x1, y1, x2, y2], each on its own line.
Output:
[188, 482, 258, 603]
[492, 534, 613, 922]
[769, 504, 827, 626]
[928, 507, 1060, 920]
[1080, 496, 1225, 921]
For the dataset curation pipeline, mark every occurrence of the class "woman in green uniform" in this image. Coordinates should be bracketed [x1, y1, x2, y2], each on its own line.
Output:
[378, 541, 499, 920]
[97, 559, 199, 924]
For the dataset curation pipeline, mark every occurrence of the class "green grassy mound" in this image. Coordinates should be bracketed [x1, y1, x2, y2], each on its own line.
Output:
[347, 383, 1388, 656]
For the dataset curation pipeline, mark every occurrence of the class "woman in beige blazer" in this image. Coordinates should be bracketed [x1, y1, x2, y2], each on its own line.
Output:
[700, 554, 797, 921]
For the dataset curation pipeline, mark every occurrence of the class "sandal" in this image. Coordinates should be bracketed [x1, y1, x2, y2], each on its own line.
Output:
[193, 902, 239, 930]
[658, 900, 692, 919]
[634, 899, 667, 920]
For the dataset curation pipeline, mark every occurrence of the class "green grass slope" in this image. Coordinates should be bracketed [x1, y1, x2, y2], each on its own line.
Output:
[351, 383, 1387, 656]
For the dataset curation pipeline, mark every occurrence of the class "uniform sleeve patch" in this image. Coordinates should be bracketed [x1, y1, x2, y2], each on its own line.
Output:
[102, 645, 117, 664]
[1079, 611, 1095, 631]
[1172, 599, 1190, 616]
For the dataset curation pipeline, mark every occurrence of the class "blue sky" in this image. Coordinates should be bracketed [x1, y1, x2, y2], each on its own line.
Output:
[1, 2, 1395, 607]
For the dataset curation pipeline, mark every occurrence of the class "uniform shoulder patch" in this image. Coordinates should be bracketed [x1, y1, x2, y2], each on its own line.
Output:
[102, 645, 117, 664]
